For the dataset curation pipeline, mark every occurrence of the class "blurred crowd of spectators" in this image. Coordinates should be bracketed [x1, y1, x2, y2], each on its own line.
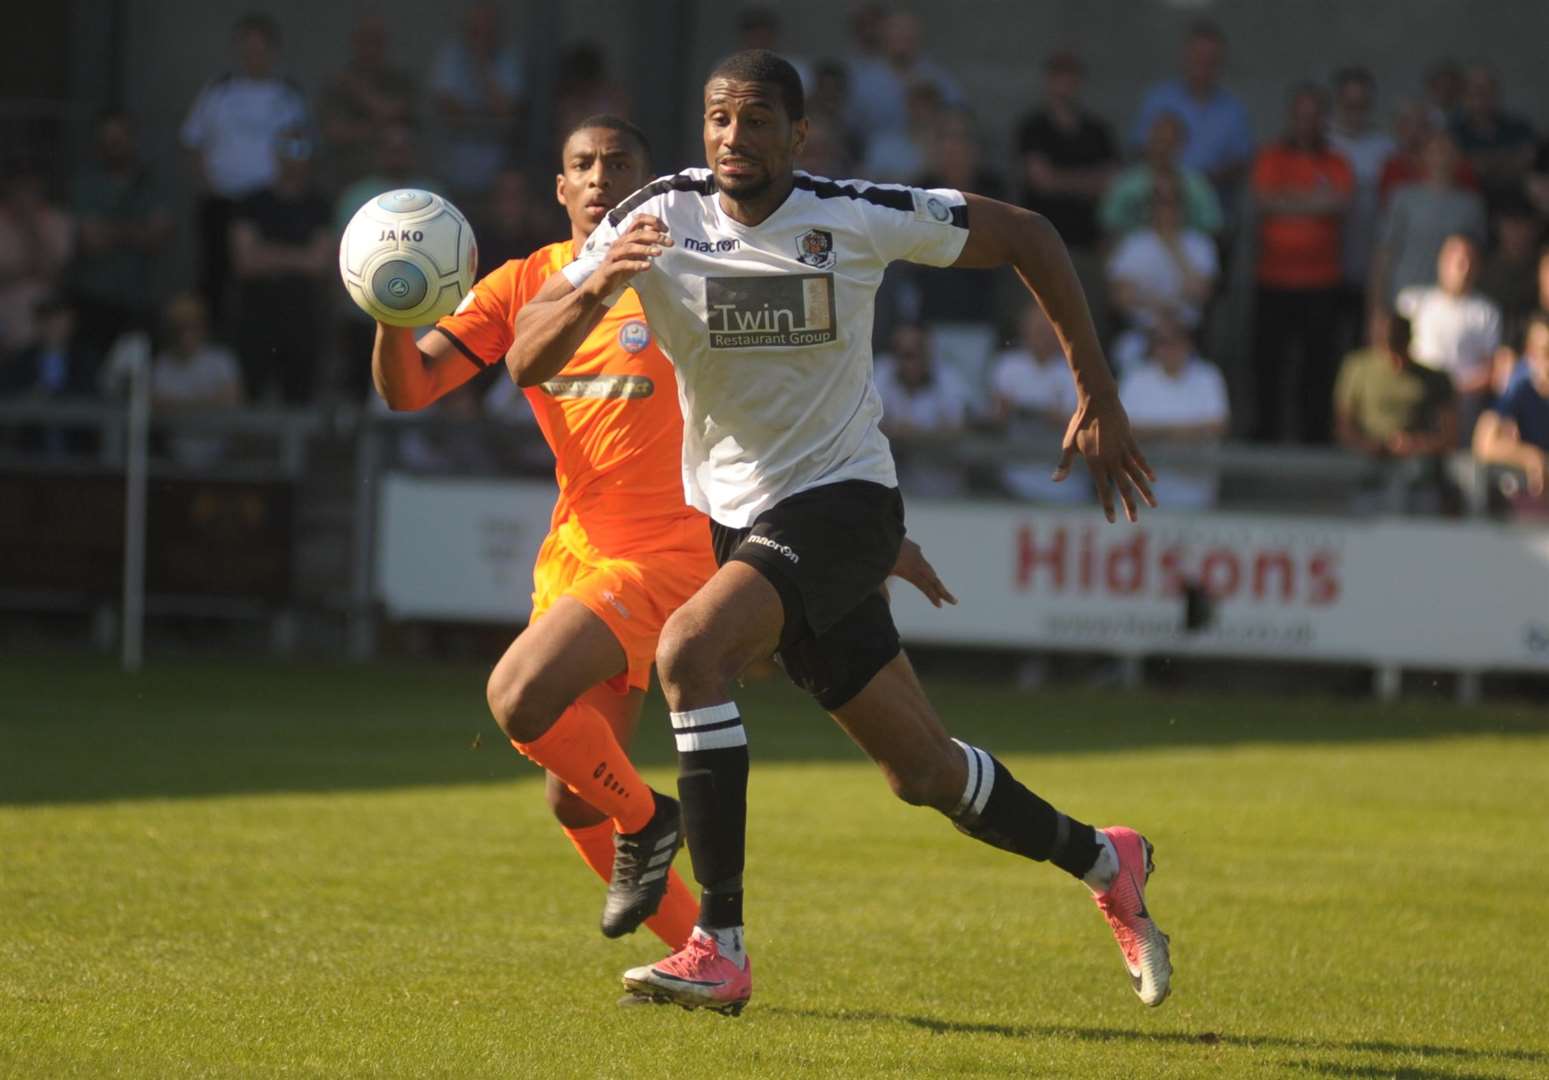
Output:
[4, 3, 1549, 518]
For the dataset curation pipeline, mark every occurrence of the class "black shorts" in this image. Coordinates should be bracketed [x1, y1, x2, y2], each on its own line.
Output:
[710, 479, 905, 710]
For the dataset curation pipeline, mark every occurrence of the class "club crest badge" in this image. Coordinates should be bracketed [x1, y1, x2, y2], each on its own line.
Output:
[795, 229, 836, 270]
[617, 319, 652, 354]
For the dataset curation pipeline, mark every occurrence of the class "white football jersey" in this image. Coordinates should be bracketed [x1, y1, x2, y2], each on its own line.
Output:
[562, 168, 970, 528]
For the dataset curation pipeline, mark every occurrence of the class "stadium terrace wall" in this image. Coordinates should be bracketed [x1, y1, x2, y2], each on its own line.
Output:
[374, 475, 1549, 678]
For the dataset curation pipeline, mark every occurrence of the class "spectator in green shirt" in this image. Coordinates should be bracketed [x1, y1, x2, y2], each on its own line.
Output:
[1334, 308, 1457, 457]
[1098, 110, 1224, 237]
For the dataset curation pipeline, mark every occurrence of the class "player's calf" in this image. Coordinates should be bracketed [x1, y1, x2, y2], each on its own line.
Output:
[876, 747, 965, 811]
[546, 773, 608, 829]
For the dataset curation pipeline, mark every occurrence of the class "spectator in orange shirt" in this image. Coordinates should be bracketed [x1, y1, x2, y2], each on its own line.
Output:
[1251, 84, 1354, 443]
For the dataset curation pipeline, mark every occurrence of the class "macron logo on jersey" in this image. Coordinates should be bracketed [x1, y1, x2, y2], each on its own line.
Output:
[705, 274, 837, 349]
[682, 236, 741, 254]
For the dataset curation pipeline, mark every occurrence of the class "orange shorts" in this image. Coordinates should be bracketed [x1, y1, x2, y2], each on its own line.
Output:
[530, 512, 717, 693]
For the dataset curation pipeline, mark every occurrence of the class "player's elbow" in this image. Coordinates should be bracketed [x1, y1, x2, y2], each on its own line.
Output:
[510, 353, 546, 389]
[381, 391, 423, 412]
[509, 355, 539, 388]
[375, 379, 431, 412]
[972, 204, 1060, 270]
[1018, 207, 1063, 252]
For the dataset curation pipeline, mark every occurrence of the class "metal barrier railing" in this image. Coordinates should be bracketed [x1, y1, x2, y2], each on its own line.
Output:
[0, 397, 1520, 674]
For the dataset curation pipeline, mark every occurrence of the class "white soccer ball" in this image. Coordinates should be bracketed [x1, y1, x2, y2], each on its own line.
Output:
[338, 189, 477, 327]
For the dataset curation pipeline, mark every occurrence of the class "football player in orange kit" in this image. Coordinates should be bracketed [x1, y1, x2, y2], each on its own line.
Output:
[370, 113, 958, 950]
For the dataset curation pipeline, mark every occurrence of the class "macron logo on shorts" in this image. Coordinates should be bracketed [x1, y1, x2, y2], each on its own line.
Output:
[600, 589, 632, 619]
[746, 534, 799, 564]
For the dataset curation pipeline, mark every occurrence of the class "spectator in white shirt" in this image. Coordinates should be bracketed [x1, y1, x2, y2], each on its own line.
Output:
[874, 323, 969, 497]
[1394, 234, 1502, 441]
[1105, 171, 1219, 377]
[150, 293, 244, 469]
[989, 304, 1084, 504]
[180, 13, 309, 323]
[1120, 319, 1230, 510]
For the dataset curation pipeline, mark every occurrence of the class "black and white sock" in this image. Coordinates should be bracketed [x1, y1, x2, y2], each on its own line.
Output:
[948, 738, 1108, 884]
[670, 704, 748, 942]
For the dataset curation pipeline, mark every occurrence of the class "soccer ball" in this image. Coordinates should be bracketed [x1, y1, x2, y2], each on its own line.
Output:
[339, 189, 477, 327]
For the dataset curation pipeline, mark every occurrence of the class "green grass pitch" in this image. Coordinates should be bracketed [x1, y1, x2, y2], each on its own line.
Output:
[3, 655, 1546, 1078]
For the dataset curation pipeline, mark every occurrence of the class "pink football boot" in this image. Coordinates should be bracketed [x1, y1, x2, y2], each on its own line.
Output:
[621, 928, 752, 1016]
[1093, 826, 1172, 1006]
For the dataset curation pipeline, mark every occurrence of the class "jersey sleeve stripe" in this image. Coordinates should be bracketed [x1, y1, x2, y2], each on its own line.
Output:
[605, 171, 716, 227]
[792, 173, 913, 213]
[793, 173, 971, 230]
[437, 327, 497, 370]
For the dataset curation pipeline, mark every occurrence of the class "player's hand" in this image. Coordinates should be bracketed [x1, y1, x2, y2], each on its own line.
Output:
[1525, 452, 1547, 498]
[891, 537, 958, 608]
[587, 215, 673, 298]
[1054, 391, 1157, 523]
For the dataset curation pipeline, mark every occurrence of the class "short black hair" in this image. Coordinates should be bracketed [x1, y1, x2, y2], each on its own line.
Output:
[34, 292, 72, 317]
[1045, 49, 1084, 76]
[737, 5, 780, 33]
[1186, 18, 1224, 42]
[559, 41, 607, 83]
[815, 58, 847, 84]
[561, 114, 652, 165]
[1289, 81, 1329, 108]
[706, 49, 805, 121]
[1492, 187, 1536, 220]
[234, 12, 280, 44]
[1333, 66, 1375, 92]
[1387, 311, 1413, 355]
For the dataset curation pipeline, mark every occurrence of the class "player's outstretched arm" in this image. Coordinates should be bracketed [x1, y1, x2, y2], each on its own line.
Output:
[507, 215, 672, 387]
[952, 195, 1156, 522]
[371, 324, 477, 411]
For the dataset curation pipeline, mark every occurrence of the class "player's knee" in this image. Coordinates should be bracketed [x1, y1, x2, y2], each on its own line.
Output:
[485, 666, 564, 744]
[655, 618, 737, 701]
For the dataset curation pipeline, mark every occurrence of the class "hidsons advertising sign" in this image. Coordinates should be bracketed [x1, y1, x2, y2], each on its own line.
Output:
[890, 503, 1549, 671]
[375, 477, 1549, 672]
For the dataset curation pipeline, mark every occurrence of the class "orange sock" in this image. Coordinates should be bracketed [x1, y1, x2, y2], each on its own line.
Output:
[513, 702, 654, 833]
[562, 820, 698, 950]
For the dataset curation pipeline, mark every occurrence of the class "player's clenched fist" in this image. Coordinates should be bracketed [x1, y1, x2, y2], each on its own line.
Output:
[586, 215, 674, 297]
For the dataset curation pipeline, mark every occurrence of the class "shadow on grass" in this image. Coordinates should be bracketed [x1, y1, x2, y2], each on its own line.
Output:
[4, 655, 1547, 805]
[1286, 1060, 1516, 1080]
[763, 1006, 1545, 1072]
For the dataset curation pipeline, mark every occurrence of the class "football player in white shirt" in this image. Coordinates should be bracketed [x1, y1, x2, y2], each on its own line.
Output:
[511, 51, 1168, 1015]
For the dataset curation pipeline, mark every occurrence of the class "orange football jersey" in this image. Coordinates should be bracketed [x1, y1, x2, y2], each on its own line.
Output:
[435, 240, 694, 546]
